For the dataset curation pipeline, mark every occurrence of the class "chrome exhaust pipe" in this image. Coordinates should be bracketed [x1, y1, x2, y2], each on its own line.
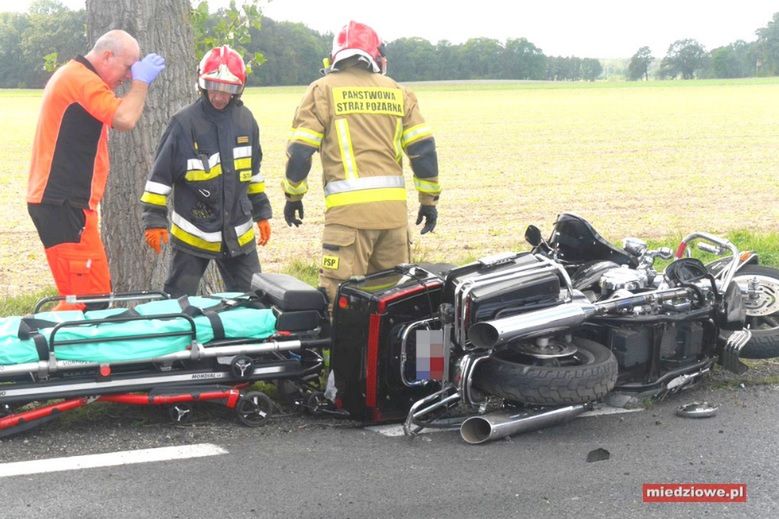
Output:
[460, 404, 590, 444]
[467, 287, 694, 350]
[468, 302, 596, 349]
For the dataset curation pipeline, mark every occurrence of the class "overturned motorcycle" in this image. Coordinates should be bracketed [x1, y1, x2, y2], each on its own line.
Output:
[329, 213, 779, 444]
[3, 214, 777, 440]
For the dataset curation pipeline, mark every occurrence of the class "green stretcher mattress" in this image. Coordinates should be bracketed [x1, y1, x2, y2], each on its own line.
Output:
[0, 296, 277, 365]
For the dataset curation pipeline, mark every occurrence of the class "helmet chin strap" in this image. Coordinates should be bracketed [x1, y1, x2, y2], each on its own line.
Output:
[325, 54, 383, 75]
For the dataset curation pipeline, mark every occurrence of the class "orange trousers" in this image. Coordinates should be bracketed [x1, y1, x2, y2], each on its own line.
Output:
[43, 209, 111, 310]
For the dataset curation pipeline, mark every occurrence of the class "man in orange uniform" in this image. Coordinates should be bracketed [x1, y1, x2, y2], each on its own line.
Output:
[282, 21, 441, 308]
[27, 30, 165, 310]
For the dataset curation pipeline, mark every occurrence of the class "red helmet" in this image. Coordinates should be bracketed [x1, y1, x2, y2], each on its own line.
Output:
[331, 21, 386, 74]
[198, 45, 246, 94]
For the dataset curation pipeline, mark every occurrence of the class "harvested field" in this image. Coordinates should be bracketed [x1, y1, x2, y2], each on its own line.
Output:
[2, 79, 778, 297]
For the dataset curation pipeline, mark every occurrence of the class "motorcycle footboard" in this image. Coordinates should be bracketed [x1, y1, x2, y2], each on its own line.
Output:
[719, 328, 751, 374]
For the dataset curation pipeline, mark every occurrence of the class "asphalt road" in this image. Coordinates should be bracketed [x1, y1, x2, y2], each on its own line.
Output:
[0, 378, 777, 519]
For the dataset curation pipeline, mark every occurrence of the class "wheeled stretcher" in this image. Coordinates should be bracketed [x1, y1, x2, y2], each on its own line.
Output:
[0, 273, 330, 437]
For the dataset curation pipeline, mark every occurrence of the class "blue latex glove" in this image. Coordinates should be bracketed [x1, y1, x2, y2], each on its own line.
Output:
[131, 53, 165, 84]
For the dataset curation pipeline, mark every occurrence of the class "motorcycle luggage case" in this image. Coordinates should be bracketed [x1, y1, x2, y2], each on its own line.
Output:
[444, 253, 561, 329]
[330, 266, 445, 424]
[251, 273, 329, 333]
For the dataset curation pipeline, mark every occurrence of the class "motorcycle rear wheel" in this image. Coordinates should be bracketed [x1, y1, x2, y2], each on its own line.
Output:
[471, 337, 618, 405]
[729, 265, 779, 359]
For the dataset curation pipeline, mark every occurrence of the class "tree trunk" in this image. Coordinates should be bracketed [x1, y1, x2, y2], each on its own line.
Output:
[86, 0, 224, 295]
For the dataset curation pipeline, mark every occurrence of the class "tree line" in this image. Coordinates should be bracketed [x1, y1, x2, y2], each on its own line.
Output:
[4, 1, 779, 87]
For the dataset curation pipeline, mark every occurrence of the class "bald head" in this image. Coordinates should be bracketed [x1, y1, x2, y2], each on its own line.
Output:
[85, 30, 141, 89]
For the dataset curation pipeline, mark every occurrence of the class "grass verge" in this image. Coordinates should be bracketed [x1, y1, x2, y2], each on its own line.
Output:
[2, 229, 778, 317]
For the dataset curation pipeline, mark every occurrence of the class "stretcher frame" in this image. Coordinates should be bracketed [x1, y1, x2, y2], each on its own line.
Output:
[0, 290, 330, 437]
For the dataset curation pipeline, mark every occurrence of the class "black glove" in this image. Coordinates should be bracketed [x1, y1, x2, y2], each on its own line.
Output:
[416, 205, 437, 234]
[284, 200, 304, 227]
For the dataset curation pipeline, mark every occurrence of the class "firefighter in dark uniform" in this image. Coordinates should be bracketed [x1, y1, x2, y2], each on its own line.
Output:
[282, 21, 441, 308]
[141, 45, 271, 296]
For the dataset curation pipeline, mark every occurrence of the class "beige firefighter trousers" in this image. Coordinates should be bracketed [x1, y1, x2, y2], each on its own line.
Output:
[319, 223, 411, 308]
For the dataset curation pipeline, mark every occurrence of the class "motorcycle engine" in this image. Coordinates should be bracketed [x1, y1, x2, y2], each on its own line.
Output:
[599, 267, 649, 296]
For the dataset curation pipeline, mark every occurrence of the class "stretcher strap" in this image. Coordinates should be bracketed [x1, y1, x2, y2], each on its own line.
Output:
[203, 310, 225, 340]
[176, 296, 226, 341]
[199, 295, 263, 341]
[18, 318, 54, 362]
[106, 308, 141, 319]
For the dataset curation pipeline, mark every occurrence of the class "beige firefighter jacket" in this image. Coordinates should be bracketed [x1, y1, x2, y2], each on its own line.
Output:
[283, 66, 440, 229]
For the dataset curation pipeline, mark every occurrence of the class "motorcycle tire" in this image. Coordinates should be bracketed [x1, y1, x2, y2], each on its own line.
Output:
[725, 264, 779, 359]
[471, 337, 618, 406]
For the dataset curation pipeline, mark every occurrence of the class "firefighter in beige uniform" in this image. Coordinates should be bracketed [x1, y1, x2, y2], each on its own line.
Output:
[282, 21, 441, 306]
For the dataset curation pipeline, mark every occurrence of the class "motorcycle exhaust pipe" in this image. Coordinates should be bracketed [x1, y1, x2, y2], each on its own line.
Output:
[460, 404, 590, 445]
[468, 301, 596, 349]
[467, 287, 693, 350]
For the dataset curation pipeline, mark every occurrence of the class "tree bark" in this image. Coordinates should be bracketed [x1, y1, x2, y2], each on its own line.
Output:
[86, 0, 224, 294]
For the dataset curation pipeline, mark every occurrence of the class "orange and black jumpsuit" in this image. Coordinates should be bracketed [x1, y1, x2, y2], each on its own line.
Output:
[27, 56, 121, 306]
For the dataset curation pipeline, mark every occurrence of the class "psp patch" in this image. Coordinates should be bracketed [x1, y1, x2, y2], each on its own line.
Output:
[322, 255, 339, 270]
[236, 135, 249, 144]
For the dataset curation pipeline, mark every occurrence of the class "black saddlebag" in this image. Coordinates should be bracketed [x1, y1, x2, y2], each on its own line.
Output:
[330, 266, 445, 424]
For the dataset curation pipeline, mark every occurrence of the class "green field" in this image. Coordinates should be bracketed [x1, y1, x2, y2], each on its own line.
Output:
[2, 78, 779, 301]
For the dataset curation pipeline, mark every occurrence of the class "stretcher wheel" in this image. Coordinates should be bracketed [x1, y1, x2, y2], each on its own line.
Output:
[0, 404, 12, 418]
[230, 355, 254, 379]
[275, 379, 302, 405]
[303, 391, 328, 415]
[168, 403, 194, 423]
[236, 391, 273, 427]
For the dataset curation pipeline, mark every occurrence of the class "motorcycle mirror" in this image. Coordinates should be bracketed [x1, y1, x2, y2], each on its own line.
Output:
[525, 225, 543, 247]
[623, 237, 647, 256]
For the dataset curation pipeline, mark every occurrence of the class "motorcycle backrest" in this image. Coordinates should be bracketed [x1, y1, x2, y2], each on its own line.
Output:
[251, 273, 328, 312]
[549, 213, 637, 268]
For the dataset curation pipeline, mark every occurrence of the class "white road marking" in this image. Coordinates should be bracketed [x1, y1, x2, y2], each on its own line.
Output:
[368, 405, 644, 437]
[0, 443, 228, 478]
[366, 424, 415, 437]
[580, 406, 644, 417]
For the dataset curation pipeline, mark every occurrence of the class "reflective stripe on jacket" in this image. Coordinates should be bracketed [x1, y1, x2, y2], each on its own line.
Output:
[141, 96, 271, 258]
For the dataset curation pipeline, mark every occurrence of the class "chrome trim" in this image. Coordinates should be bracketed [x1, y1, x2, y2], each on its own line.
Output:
[399, 317, 440, 387]
[403, 383, 462, 436]
[462, 354, 489, 406]
[460, 404, 590, 444]
[721, 328, 751, 374]
[679, 231, 740, 288]
[0, 340, 304, 378]
[451, 254, 573, 349]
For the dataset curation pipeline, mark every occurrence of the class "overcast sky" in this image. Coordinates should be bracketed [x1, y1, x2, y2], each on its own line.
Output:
[9, 0, 779, 58]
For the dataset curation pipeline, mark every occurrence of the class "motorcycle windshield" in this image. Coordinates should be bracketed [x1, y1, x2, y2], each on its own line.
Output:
[549, 213, 637, 267]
